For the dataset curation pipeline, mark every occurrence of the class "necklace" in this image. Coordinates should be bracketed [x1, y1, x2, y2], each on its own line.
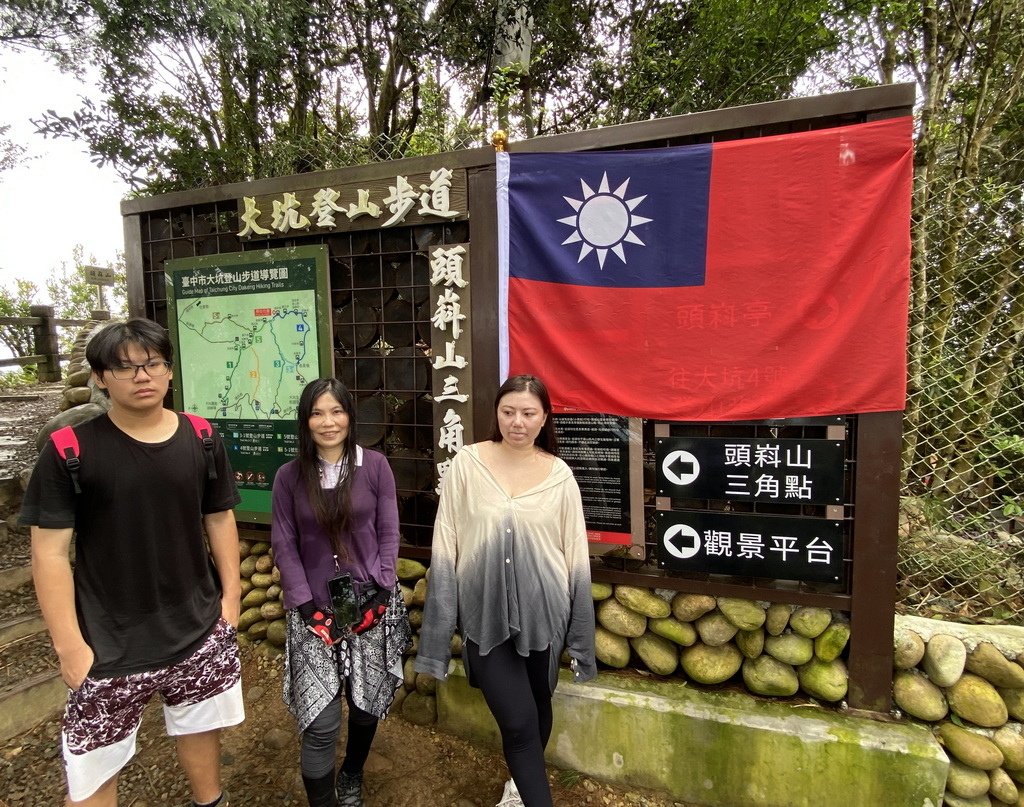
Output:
[317, 455, 347, 487]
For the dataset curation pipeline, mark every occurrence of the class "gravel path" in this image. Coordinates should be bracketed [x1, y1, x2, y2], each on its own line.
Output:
[1, 647, 691, 807]
[0, 381, 65, 569]
[0, 631, 59, 693]
[0, 586, 38, 621]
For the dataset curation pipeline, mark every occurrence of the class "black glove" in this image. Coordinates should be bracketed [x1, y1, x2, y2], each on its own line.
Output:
[352, 588, 391, 635]
[299, 601, 340, 646]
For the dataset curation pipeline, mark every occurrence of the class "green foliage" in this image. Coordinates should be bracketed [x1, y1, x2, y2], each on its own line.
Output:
[405, 65, 482, 156]
[0, 278, 41, 357]
[985, 434, 1024, 501]
[46, 245, 127, 320]
[30, 0, 360, 190]
[807, 1, 1024, 527]
[0, 0, 90, 68]
[490, 66, 523, 109]
[0, 245, 126, 361]
[556, 768, 584, 788]
[1002, 496, 1024, 519]
[513, 0, 855, 137]
[0, 364, 38, 390]
[22, 0, 856, 191]
[29, 0, 505, 191]
[611, 0, 844, 119]
[0, 124, 29, 177]
[45, 246, 127, 354]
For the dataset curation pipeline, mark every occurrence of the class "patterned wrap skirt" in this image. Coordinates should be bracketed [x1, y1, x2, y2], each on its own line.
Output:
[283, 583, 412, 732]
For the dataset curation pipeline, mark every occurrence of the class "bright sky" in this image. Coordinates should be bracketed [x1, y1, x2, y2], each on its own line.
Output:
[0, 48, 129, 296]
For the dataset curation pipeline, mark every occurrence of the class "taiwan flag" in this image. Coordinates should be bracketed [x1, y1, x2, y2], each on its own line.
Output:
[496, 116, 913, 421]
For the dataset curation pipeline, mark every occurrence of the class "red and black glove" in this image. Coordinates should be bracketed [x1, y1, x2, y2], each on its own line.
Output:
[352, 589, 391, 635]
[299, 601, 339, 646]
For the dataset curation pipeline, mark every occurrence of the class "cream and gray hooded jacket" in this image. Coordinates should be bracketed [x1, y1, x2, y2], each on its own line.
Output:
[415, 443, 597, 689]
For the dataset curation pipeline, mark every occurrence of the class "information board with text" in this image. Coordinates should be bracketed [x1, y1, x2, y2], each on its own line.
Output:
[553, 412, 641, 547]
[166, 246, 332, 522]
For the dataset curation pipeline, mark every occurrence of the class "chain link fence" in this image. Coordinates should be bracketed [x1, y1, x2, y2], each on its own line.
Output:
[897, 166, 1024, 625]
[252, 128, 486, 182]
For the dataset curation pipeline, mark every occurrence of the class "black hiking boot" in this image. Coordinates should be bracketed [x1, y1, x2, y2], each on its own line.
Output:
[335, 770, 366, 807]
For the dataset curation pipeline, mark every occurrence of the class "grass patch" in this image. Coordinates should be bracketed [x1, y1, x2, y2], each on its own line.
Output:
[556, 769, 584, 789]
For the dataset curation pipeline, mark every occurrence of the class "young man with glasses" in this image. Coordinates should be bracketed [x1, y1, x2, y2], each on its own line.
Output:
[21, 318, 244, 807]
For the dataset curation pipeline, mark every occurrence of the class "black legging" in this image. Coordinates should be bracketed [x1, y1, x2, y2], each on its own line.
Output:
[300, 685, 379, 779]
[465, 638, 554, 807]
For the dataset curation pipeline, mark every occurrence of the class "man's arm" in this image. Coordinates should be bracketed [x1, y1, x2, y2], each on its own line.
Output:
[31, 526, 93, 689]
[204, 510, 241, 627]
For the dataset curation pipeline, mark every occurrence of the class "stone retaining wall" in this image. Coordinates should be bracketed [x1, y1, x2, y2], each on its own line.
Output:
[893, 616, 1024, 807]
[237, 538, 287, 649]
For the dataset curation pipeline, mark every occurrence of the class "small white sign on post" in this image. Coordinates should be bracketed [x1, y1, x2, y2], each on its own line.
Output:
[83, 265, 116, 311]
[83, 266, 116, 286]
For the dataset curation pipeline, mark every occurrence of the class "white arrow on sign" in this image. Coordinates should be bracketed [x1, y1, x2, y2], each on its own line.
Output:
[662, 523, 701, 559]
[661, 450, 700, 487]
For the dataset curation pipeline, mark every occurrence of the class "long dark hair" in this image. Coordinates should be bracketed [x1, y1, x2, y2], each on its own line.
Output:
[486, 374, 559, 456]
[297, 378, 359, 558]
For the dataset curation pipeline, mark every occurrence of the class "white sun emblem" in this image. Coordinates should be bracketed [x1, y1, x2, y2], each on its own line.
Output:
[557, 173, 652, 268]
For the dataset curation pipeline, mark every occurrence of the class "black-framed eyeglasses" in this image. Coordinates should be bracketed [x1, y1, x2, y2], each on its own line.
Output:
[108, 361, 172, 380]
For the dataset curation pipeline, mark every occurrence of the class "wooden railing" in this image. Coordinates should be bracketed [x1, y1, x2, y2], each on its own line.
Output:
[0, 306, 109, 381]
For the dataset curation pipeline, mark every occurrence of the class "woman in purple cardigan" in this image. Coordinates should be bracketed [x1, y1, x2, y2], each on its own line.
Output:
[271, 378, 410, 807]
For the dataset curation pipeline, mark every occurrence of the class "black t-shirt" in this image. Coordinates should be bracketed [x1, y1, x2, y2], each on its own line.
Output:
[21, 413, 241, 677]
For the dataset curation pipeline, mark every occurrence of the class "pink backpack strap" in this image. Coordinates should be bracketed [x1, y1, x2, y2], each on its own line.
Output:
[181, 412, 218, 480]
[48, 415, 219, 492]
[50, 426, 82, 494]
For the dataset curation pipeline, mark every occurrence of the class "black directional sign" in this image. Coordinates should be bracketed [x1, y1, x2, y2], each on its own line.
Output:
[657, 510, 846, 583]
[656, 437, 845, 505]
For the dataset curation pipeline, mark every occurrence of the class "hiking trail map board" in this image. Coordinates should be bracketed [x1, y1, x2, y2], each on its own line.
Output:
[167, 246, 332, 522]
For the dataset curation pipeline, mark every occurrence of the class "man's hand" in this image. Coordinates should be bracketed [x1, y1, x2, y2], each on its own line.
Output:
[205, 510, 241, 629]
[221, 596, 240, 628]
[352, 589, 391, 635]
[32, 526, 92, 690]
[59, 643, 95, 690]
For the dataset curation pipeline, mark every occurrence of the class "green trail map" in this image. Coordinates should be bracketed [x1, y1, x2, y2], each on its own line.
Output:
[176, 294, 316, 419]
[166, 247, 331, 523]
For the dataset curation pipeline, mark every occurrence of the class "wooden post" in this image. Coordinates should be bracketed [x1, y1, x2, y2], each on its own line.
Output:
[30, 305, 61, 382]
[846, 411, 903, 712]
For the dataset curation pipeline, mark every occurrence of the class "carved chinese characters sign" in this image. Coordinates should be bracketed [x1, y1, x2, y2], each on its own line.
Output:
[429, 243, 473, 493]
[238, 168, 467, 238]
